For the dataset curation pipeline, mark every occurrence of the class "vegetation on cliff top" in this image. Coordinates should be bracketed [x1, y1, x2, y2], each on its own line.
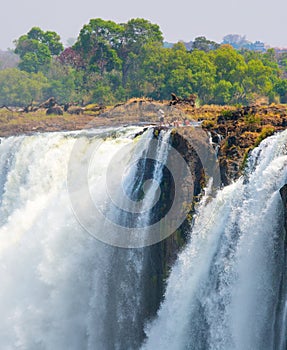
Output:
[0, 18, 286, 107]
[1, 18, 287, 180]
[1, 98, 286, 184]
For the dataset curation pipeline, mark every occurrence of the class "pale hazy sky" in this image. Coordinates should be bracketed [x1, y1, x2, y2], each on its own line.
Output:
[1, 0, 286, 50]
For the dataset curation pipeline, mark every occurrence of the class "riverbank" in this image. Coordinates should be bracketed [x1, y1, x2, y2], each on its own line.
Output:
[1, 99, 287, 183]
[0, 99, 235, 137]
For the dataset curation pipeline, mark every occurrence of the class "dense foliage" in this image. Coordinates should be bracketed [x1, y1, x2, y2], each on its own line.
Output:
[0, 19, 286, 106]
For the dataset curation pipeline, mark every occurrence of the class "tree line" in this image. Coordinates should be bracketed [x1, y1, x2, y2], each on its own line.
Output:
[0, 18, 287, 107]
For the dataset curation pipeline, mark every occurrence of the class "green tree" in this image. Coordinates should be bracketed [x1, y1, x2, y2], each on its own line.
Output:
[242, 59, 275, 102]
[74, 17, 163, 95]
[137, 43, 168, 98]
[188, 49, 216, 103]
[138, 42, 194, 100]
[18, 45, 51, 73]
[212, 80, 233, 104]
[210, 45, 247, 84]
[22, 27, 63, 55]
[44, 60, 78, 103]
[73, 18, 123, 74]
[0, 68, 48, 106]
[9, 18, 284, 107]
[117, 18, 163, 87]
[163, 42, 193, 98]
[275, 79, 287, 102]
[14, 27, 64, 73]
[192, 36, 219, 52]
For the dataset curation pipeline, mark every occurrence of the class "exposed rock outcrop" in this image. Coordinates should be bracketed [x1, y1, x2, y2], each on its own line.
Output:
[67, 106, 85, 115]
[137, 127, 208, 334]
[39, 97, 57, 109]
[46, 106, 64, 115]
[1, 99, 287, 185]
[169, 93, 197, 107]
[280, 184, 287, 233]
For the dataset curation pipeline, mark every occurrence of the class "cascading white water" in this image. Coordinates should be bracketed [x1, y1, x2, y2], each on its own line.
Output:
[2, 125, 287, 350]
[87, 129, 172, 349]
[0, 126, 172, 350]
[142, 130, 287, 350]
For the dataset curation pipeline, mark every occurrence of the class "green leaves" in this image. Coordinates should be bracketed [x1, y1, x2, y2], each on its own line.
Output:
[122, 18, 163, 53]
[8, 19, 287, 106]
[210, 45, 247, 83]
[14, 27, 64, 73]
[192, 36, 219, 52]
[0, 68, 48, 106]
[275, 79, 287, 102]
[73, 18, 163, 87]
[213, 80, 233, 104]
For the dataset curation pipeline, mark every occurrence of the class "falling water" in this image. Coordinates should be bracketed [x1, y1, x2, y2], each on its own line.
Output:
[142, 130, 287, 350]
[0, 126, 172, 350]
[2, 125, 287, 350]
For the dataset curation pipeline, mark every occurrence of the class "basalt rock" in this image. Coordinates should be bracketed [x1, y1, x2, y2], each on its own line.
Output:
[143, 127, 207, 321]
[39, 97, 57, 109]
[169, 93, 197, 107]
[46, 105, 64, 116]
[227, 135, 237, 147]
[67, 106, 85, 115]
[280, 184, 287, 232]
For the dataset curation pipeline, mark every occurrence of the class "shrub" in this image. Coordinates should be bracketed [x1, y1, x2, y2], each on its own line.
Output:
[255, 125, 275, 146]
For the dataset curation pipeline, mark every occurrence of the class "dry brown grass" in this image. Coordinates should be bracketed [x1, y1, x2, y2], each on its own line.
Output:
[1, 102, 286, 139]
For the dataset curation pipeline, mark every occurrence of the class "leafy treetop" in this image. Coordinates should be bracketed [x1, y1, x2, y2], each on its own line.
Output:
[14, 27, 64, 73]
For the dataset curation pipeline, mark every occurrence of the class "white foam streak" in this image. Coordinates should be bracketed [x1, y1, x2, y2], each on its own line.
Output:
[143, 130, 287, 350]
[0, 127, 152, 349]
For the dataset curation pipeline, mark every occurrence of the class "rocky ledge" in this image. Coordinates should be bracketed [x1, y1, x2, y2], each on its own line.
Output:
[1, 99, 287, 184]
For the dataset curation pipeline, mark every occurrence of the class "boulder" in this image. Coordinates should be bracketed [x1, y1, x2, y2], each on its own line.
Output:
[67, 106, 85, 115]
[46, 106, 63, 115]
[39, 97, 57, 109]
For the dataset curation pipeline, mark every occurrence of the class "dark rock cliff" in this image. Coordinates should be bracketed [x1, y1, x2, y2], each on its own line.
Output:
[121, 123, 287, 347]
[140, 127, 213, 339]
[280, 184, 287, 232]
[143, 127, 287, 344]
[274, 185, 287, 346]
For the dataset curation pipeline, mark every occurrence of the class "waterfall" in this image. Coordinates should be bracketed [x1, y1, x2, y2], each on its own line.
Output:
[142, 130, 287, 350]
[0, 126, 172, 350]
[2, 125, 287, 350]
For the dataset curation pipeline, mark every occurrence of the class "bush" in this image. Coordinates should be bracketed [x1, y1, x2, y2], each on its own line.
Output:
[255, 125, 275, 146]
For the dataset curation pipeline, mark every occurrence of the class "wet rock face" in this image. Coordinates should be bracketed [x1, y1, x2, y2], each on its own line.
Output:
[130, 128, 206, 334]
[280, 185, 287, 203]
[280, 184, 287, 231]
[210, 131, 221, 144]
[147, 127, 206, 267]
[170, 129, 206, 197]
[142, 128, 287, 340]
